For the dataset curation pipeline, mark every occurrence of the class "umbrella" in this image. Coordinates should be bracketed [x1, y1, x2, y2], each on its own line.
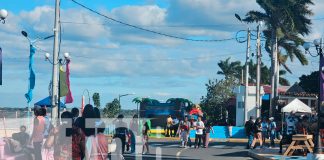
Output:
[34, 96, 65, 108]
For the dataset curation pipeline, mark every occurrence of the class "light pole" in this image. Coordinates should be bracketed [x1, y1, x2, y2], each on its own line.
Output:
[82, 89, 91, 104]
[303, 38, 323, 154]
[0, 9, 8, 24]
[118, 93, 135, 110]
[21, 30, 54, 120]
[45, 52, 71, 121]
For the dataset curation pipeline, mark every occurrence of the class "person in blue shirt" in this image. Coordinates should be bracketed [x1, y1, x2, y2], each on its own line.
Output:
[261, 118, 269, 145]
[269, 117, 277, 148]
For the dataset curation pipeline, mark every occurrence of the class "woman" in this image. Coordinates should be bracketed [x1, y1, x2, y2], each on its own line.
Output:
[250, 118, 263, 149]
[89, 123, 108, 160]
[129, 114, 139, 153]
[142, 120, 150, 155]
[30, 106, 45, 160]
[46, 111, 85, 160]
[203, 122, 214, 148]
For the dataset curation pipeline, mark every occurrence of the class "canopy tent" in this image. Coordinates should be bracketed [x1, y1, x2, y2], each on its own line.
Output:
[281, 98, 312, 113]
[34, 96, 65, 108]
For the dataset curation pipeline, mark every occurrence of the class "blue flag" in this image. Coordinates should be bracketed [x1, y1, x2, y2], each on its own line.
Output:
[25, 45, 36, 103]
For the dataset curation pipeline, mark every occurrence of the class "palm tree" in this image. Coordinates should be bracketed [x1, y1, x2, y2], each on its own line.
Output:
[217, 57, 243, 80]
[243, 0, 313, 69]
[132, 97, 142, 117]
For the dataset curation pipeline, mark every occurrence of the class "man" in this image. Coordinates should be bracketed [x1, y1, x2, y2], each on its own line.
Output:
[178, 116, 191, 148]
[279, 111, 298, 153]
[114, 114, 129, 155]
[71, 107, 80, 125]
[165, 115, 173, 137]
[194, 115, 205, 148]
[269, 117, 276, 148]
[172, 116, 179, 137]
[12, 125, 30, 147]
[244, 116, 255, 149]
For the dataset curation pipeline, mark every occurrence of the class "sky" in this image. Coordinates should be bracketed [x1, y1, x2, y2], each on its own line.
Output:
[1, 0, 324, 109]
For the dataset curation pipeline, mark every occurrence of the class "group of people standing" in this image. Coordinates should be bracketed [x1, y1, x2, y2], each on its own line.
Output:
[167, 115, 214, 149]
[244, 116, 277, 149]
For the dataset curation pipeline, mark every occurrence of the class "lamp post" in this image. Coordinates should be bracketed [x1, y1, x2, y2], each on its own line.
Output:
[0, 9, 8, 24]
[82, 89, 91, 104]
[118, 93, 135, 110]
[45, 52, 71, 121]
[21, 30, 54, 120]
[303, 38, 323, 154]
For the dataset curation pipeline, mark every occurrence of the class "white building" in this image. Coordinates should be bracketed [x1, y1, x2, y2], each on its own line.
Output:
[234, 85, 265, 126]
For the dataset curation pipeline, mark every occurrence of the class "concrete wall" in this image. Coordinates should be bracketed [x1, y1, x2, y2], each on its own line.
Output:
[189, 126, 246, 139]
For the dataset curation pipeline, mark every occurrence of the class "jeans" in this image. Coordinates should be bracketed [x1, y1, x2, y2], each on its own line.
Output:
[115, 134, 126, 154]
[130, 131, 136, 153]
[33, 142, 42, 160]
[270, 130, 276, 147]
[195, 134, 203, 148]
[247, 133, 254, 148]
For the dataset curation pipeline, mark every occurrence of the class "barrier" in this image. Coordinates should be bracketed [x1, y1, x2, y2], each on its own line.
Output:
[189, 126, 246, 139]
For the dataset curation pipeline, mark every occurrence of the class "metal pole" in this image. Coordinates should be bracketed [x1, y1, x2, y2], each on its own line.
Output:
[256, 24, 261, 117]
[244, 28, 251, 123]
[315, 38, 323, 154]
[270, 28, 278, 117]
[51, 0, 60, 126]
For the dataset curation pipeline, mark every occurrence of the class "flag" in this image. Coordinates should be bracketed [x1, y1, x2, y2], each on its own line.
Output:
[25, 45, 36, 103]
[59, 66, 68, 97]
[65, 59, 73, 104]
[320, 55, 324, 102]
[0, 48, 2, 85]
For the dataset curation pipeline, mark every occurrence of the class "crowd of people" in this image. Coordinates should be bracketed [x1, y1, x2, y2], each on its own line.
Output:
[165, 114, 214, 149]
[244, 111, 318, 153]
[6, 104, 153, 160]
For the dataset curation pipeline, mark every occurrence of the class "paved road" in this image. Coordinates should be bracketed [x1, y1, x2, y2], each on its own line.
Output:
[111, 140, 254, 160]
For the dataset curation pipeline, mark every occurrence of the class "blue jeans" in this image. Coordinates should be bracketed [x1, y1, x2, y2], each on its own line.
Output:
[270, 130, 276, 147]
[248, 132, 254, 148]
[130, 131, 136, 153]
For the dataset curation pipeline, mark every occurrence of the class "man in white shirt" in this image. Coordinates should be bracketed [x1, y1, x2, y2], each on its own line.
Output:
[194, 116, 205, 148]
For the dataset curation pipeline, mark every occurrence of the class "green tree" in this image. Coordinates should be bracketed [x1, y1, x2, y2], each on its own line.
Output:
[103, 98, 121, 118]
[217, 58, 243, 80]
[92, 92, 101, 108]
[243, 0, 313, 71]
[200, 77, 238, 124]
[298, 71, 320, 94]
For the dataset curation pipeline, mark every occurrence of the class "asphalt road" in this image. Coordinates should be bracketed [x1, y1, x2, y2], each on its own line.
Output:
[111, 140, 254, 160]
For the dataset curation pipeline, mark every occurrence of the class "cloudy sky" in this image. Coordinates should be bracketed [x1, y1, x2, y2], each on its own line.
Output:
[1, 0, 324, 109]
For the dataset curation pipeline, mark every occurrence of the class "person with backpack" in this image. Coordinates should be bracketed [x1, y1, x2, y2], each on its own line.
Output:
[244, 116, 255, 149]
[250, 117, 263, 149]
[269, 117, 277, 148]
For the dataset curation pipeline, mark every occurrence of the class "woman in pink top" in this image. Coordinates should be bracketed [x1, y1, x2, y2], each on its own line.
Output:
[89, 122, 108, 160]
[30, 106, 45, 160]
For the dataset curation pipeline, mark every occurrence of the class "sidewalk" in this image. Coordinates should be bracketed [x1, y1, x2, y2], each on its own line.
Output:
[248, 147, 308, 160]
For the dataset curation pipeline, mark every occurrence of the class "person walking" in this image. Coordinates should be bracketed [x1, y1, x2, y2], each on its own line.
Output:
[178, 116, 191, 148]
[30, 106, 45, 160]
[114, 114, 128, 155]
[142, 120, 150, 155]
[250, 117, 263, 149]
[129, 114, 139, 154]
[165, 115, 173, 137]
[261, 117, 269, 146]
[203, 121, 214, 148]
[172, 116, 179, 137]
[194, 116, 205, 149]
[244, 116, 255, 149]
[269, 117, 277, 148]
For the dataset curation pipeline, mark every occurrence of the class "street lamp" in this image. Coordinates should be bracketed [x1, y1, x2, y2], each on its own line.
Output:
[45, 52, 71, 120]
[0, 9, 8, 24]
[303, 38, 323, 154]
[82, 89, 91, 104]
[118, 93, 135, 109]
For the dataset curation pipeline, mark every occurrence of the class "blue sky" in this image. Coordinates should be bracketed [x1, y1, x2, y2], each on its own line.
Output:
[0, 0, 324, 109]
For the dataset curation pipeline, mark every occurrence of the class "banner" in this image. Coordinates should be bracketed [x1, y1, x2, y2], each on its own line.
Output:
[65, 59, 73, 104]
[59, 66, 68, 97]
[321, 54, 324, 102]
[25, 45, 36, 103]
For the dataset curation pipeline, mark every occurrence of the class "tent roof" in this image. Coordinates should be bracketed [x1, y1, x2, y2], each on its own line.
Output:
[34, 96, 65, 108]
[281, 98, 311, 113]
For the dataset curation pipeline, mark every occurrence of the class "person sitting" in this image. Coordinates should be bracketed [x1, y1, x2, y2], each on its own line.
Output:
[12, 125, 30, 147]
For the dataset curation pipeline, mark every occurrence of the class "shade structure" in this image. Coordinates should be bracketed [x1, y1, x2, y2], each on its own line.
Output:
[34, 96, 65, 108]
[281, 98, 312, 113]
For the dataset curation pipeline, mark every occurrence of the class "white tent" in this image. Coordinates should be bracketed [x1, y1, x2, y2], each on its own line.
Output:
[281, 98, 312, 113]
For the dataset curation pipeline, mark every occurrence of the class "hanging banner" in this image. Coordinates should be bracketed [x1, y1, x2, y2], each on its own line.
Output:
[25, 45, 36, 103]
[65, 59, 73, 104]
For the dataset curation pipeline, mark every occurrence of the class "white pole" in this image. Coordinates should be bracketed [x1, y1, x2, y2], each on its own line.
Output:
[244, 28, 251, 123]
[51, 0, 60, 126]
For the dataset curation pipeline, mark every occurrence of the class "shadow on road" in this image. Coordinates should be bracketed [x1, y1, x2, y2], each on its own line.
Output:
[214, 151, 249, 157]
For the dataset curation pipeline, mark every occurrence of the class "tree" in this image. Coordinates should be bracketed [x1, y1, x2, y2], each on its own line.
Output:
[92, 92, 101, 108]
[243, 0, 313, 70]
[200, 77, 238, 124]
[299, 71, 320, 94]
[103, 98, 120, 118]
[217, 57, 243, 80]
